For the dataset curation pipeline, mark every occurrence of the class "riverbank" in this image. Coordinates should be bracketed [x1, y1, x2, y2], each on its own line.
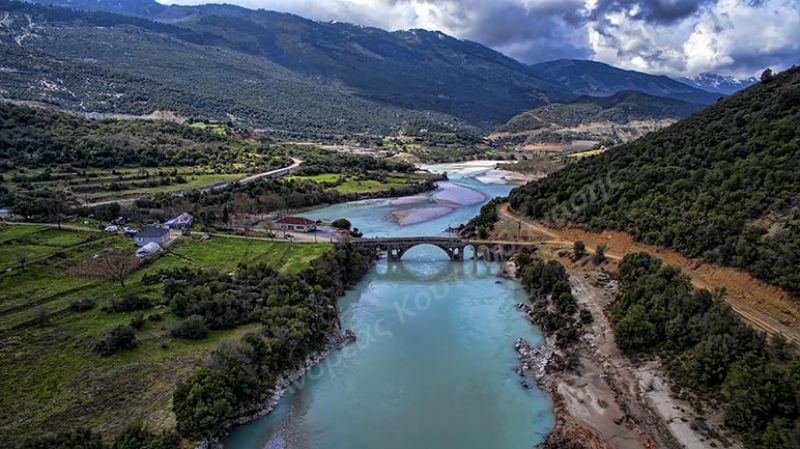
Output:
[211, 329, 358, 448]
[509, 251, 733, 449]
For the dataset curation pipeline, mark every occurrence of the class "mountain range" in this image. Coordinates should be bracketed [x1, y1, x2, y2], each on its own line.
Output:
[528, 59, 722, 105]
[0, 0, 749, 136]
[677, 73, 758, 95]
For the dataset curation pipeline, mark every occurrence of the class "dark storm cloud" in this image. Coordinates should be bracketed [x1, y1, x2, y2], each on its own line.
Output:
[170, 0, 800, 77]
[590, 0, 711, 23]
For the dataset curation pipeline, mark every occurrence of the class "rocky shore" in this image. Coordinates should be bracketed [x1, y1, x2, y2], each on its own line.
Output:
[511, 267, 697, 449]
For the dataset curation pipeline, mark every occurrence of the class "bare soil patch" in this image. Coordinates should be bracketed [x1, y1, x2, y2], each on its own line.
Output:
[495, 203, 800, 345]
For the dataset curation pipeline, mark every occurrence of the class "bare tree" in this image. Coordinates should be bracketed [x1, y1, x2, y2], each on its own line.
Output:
[46, 191, 77, 230]
[15, 252, 28, 272]
[97, 254, 138, 288]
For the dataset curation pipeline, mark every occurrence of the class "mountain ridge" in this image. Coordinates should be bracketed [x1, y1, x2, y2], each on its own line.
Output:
[530, 59, 721, 105]
[491, 90, 703, 149]
[20, 0, 572, 126]
[2, 0, 721, 135]
[677, 72, 758, 95]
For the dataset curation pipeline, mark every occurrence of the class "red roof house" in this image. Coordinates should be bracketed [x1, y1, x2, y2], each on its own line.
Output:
[274, 216, 317, 233]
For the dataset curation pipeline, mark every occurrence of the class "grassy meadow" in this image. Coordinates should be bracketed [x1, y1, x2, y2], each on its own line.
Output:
[0, 224, 331, 442]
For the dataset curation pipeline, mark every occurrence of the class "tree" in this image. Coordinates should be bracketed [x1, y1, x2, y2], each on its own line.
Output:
[614, 304, 657, 352]
[593, 244, 607, 265]
[34, 307, 51, 327]
[761, 68, 774, 83]
[112, 422, 180, 449]
[97, 254, 137, 288]
[573, 241, 586, 260]
[95, 202, 122, 222]
[15, 252, 28, 272]
[173, 368, 236, 440]
[221, 205, 230, 229]
[331, 218, 352, 230]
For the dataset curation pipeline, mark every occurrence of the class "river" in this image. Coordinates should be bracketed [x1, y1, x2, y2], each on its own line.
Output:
[224, 162, 554, 449]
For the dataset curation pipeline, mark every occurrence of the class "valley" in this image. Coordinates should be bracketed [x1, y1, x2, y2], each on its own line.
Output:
[0, 0, 796, 448]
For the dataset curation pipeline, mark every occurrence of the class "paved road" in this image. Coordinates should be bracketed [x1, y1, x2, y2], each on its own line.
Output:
[83, 158, 302, 207]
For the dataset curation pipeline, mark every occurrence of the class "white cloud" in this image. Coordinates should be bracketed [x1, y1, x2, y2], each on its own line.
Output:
[161, 0, 800, 77]
[587, 0, 800, 76]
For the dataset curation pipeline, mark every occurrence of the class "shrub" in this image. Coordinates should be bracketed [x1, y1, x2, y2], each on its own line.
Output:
[129, 314, 146, 330]
[93, 325, 137, 356]
[171, 315, 209, 340]
[18, 427, 104, 449]
[102, 294, 152, 313]
[579, 308, 594, 324]
[69, 298, 96, 312]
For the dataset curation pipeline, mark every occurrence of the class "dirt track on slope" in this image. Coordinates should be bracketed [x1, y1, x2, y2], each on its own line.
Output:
[494, 203, 800, 345]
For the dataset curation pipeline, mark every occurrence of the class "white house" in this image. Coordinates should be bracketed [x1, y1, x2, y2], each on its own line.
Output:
[136, 242, 162, 258]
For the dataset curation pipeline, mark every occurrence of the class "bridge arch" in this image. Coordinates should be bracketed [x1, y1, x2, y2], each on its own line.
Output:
[387, 243, 467, 262]
[350, 237, 536, 262]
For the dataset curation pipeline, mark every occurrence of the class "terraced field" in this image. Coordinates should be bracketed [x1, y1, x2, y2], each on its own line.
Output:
[7, 167, 245, 203]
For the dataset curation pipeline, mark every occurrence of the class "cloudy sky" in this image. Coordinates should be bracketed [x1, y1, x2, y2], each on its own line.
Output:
[164, 0, 799, 78]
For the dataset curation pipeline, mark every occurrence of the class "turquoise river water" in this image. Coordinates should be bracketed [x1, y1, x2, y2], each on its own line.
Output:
[224, 163, 554, 449]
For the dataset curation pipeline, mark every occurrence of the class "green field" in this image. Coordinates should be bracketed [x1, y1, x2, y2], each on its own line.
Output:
[288, 172, 428, 194]
[0, 224, 331, 442]
[7, 166, 246, 203]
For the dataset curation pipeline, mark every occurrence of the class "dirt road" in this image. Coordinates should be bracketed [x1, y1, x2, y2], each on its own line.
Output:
[494, 203, 800, 345]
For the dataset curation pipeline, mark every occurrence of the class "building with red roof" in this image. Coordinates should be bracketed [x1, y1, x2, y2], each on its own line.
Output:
[274, 216, 317, 233]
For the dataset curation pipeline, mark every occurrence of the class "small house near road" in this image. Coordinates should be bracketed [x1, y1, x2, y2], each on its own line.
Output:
[165, 213, 194, 230]
[274, 216, 317, 233]
[136, 242, 162, 258]
[134, 226, 170, 247]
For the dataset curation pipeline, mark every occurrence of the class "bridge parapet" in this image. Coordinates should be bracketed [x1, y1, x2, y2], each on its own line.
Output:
[350, 237, 536, 262]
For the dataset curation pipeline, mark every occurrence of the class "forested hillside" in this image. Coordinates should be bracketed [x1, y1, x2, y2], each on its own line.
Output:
[509, 68, 800, 295]
[491, 91, 702, 149]
[0, 103, 285, 169]
[496, 91, 701, 134]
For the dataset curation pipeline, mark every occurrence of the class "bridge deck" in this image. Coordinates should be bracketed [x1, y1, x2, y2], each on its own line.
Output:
[350, 237, 538, 261]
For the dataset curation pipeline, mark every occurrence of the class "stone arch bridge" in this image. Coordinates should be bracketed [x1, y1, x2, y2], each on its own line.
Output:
[350, 237, 537, 262]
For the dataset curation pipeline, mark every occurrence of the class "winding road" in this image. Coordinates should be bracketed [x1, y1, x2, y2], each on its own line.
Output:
[83, 158, 302, 208]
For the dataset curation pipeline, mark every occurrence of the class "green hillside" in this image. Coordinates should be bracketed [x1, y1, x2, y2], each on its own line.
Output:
[496, 91, 703, 134]
[0, 103, 286, 170]
[509, 68, 800, 295]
